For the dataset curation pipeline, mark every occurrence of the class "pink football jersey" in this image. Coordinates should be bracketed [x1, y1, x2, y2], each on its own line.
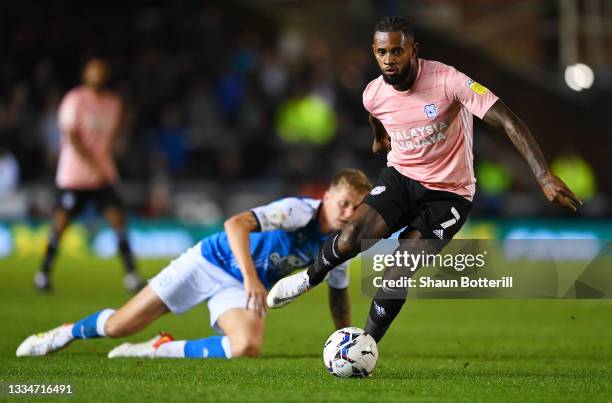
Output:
[56, 85, 122, 189]
[363, 59, 499, 200]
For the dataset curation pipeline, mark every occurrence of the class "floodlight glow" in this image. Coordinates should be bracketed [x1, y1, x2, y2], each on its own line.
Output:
[564, 63, 595, 91]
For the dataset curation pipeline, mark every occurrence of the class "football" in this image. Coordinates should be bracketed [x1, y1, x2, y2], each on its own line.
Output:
[322, 327, 379, 378]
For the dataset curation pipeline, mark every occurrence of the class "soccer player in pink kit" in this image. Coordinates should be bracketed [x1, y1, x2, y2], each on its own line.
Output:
[268, 16, 582, 342]
[35, 58, 144, 293]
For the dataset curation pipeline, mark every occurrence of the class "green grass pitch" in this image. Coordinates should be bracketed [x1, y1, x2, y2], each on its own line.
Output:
[1, 255, 611, 402]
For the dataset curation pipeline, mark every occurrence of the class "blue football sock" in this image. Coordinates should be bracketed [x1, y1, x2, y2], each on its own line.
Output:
[184, 336, 231, 358]
[71, 309, 115, 339]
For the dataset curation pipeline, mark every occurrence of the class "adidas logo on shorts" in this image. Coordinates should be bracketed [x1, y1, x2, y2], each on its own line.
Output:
[433, 229, 444, 239]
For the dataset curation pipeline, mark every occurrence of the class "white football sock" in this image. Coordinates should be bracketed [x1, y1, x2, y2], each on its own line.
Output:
[96, 309, 116, 337]
[56, 324, 76, 346]
[221, 336, 232, 358]
[155, 341, 187, 358]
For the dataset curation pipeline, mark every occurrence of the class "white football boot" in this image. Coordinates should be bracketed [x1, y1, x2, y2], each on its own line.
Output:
[34, 271, 52, 292]
[266, 270, 311, 308]
[108, 333, 173, 358]
[123, 272, 146, 293]
[16, 324, 74, 357]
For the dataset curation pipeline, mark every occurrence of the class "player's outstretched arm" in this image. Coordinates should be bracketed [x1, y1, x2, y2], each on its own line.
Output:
[225, 211, 268, 317]
[67, 127, 114, 184]
[108, 98, 126, 155]
[482, 100, 582, 212]
[328, 286, 351, 329]
[369, 114, 391, 155]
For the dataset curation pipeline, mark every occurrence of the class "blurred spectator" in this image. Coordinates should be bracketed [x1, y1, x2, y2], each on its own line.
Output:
[478, 160, 512, 195]
[0, 83, 40, 181]
[259, 49, 288, 100]
[149, 103, 189, 176]
[551, 152, 596, 202]
[0, 143, 25, 219]
[184, 77, 222, 149]
[0, 145, 19, 196]
[145, 175, 173, 217]
[39, 88, 62, 171]
[276, 93, 337, 145]
[475, 159, 512, 215]
[215, 68, 246, 127]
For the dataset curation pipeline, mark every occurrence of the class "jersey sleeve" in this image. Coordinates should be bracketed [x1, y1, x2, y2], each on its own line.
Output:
[58, 91, 79, 133]
[362, 89, 372, 114]
[327, 262, 349, 289]
[444, 68, 499, 119]
[251, 197, 316, 232]
[362, 78, 379, 114]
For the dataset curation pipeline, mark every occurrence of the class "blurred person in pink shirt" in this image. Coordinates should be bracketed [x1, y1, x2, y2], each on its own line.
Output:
[268, 16, 582, 344]
[36, 58, 144, 293]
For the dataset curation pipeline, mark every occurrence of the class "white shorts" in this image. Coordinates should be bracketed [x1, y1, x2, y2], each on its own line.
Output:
[149, 242, 247, 334]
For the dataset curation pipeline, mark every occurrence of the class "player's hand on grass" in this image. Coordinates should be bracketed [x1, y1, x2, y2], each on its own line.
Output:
[244, 275, 268, 318]
[538, 172, 582, 212]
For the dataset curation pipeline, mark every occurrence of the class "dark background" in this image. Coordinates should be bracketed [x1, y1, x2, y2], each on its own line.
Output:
[1, 0, 610, 221]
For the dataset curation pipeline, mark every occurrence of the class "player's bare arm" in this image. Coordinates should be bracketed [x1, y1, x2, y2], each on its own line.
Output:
[67, 127, 111, 182]
[328, 286, 351, 329]
[108, 99, 125, 155]
[482, 100, 582, 212]
[224, 211, 268, 317]
[369, 114, 391, 155]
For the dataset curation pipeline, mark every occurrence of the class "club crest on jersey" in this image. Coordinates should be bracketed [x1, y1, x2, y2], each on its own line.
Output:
[158, 275, 172, 287]
[370, 186, 386, 196]
[424, 104, 438, 119]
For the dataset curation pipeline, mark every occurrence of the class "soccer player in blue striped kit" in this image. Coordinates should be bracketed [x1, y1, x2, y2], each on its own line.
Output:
[16, 170, 372, 359]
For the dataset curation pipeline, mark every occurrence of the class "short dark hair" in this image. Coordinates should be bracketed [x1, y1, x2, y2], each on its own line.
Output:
[374, 16, 414, 40]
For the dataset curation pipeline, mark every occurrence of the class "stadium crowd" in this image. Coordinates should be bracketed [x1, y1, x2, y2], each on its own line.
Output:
[0, 2, 606, 219]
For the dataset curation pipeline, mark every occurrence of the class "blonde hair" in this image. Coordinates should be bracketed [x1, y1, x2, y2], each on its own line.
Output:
[330, 169, 372, 194]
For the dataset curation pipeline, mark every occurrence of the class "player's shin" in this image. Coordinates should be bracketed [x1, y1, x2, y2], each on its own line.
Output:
[71, 309, 116, 339]
[364, 282, 407, 342]
[108, 335, 233, 359]
[181, 336, 232, 359]
[41, 231, 60, 274]
[117, 231, 145, 292]
[117, 231, 136, 273]
[306, 231, 354, 286]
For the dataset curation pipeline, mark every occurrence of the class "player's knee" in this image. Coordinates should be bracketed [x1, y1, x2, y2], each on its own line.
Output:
[230, 338, 262, 358]
[337, 222, 363, 255]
